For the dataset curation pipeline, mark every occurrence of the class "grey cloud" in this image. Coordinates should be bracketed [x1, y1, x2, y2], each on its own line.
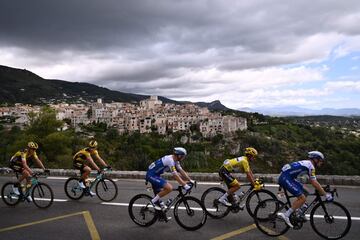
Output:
[2, 0, 360, 108]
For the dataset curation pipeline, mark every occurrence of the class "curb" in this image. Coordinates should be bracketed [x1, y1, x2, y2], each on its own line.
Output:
[1, 168, 359, 186]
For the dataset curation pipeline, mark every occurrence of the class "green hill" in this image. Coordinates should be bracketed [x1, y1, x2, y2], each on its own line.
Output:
[0, 65, 229, 111]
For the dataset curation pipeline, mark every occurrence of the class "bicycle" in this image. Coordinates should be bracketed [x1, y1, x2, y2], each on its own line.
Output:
[64, 167, 118, 202]
[201, 178, 277, 218]
[1, 172, 54, 208]
[253, 185, 352, 239]
[128, 182, 207, 231]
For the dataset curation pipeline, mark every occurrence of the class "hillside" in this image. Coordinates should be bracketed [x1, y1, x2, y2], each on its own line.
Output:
[0, 65, 229, 110]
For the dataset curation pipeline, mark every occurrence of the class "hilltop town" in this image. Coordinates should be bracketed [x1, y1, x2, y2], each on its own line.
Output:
[0, 96, 247, 137]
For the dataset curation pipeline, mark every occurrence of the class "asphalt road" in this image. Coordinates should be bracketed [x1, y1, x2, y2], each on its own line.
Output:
[0, 175, 359, 240]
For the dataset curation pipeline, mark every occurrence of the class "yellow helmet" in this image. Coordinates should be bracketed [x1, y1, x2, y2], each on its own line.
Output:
[245, 147, 258, 157]
[89, 140, 98, 148]
[28, 141, 39, 150]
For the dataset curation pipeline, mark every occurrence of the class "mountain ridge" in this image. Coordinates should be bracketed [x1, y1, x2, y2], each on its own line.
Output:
[240, 106, 360, 117]
[0, 65, 229, 111]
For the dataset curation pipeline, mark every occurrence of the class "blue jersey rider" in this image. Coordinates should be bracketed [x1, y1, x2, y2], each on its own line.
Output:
[277, 151, 333, 228]
[146, 147, 195, 210]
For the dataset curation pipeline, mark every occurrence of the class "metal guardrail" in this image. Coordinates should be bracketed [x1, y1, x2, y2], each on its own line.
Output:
[1, 167, 359, 186]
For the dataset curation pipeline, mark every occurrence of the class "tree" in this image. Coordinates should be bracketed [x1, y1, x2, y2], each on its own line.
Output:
[26, 106, 63, 139]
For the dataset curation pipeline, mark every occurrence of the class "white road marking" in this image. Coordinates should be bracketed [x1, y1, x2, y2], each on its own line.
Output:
[1, 195, 359, 220]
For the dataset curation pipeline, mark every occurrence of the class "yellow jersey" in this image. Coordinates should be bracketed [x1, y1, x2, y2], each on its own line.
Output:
[11, 149, 38, 164]
[222, 156, 250, 173]
[73, 148, 100, 163]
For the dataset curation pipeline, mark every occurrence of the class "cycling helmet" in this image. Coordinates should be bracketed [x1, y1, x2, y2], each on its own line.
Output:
[89, 140, 98, 148]
[245, 147, 258, 157]
[308, 151, 324, 161]
[174, 147, 187, 156]
[28, 141, 38, 150]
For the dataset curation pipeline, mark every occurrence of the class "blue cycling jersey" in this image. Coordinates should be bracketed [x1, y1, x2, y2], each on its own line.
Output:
[147, 155, 182, 176]
[281, 160, 316, 180]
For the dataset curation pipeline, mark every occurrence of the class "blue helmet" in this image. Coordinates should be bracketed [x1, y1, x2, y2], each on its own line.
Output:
[174, 147, 187, 156]
[308, 151, 325, 161]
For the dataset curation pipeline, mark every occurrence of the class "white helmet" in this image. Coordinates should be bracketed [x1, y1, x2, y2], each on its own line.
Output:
[308, 151, 325, 161]
[174, 147, 187, 156]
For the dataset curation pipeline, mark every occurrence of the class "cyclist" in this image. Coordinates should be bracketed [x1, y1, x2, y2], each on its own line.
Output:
[277, 151, 333, 228]
[146, 147, 195, 210]
[218, 147, 262, 207]
[9, 142, 48, 199]
[73, 140, 110, 196]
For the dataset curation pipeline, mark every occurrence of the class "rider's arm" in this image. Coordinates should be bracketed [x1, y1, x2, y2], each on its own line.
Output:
[173, 172, 187, 186]
[177, 167, 191, 182]
[310, 178, 326, 196]
[86, 157, 101, 172]
[246, 170, 256, 186]
[92, 153, 108, 168]
[33, 153, 45, 170]
[22, 159, 33, 175]
[242, 160, 256, 186]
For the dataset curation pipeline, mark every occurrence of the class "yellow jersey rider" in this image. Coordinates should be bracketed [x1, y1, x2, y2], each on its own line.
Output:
[218, 147, 262, 206]
[9, 142, 47, 197]
[73, 140, 110, 196]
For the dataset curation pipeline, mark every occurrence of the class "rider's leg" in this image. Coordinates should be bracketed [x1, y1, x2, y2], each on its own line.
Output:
[227, 182, 240, 202]
[285, 194, 306, 217]
[81, 166, 91, 185]
[151, 182, 172, 203]
[148, 176, 171, 209]
[20, 169, 31, 187]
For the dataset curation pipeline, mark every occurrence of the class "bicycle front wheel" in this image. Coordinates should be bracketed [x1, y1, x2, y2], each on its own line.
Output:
[1, 182, 21, 206]
[95, 177, 118, 202]
[64, 177, 84, 200]
[246, 188, 277, 218]
[32, 183, 54, 209]
[254, 199, 289, 237]
[174, 196, 207, 231]
[128, 194, 158, 227]
[310, 201, 352, 240]
[200, 187, 230, 219]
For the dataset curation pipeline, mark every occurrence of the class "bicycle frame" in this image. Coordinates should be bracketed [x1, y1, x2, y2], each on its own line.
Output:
[162, 186, 191, 213]
[281, 186, 327, 215]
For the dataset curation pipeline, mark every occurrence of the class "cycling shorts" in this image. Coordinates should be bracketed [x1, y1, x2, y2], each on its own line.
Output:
[73, 160, 86, 174]
[219, 166, 239, 188]
[146, 174, 167, 194]
[9, 160, 23, 173]
[278, 173, 304, 197]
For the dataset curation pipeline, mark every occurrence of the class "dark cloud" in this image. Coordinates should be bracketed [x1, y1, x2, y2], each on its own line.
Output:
[1, 1, 360, 108]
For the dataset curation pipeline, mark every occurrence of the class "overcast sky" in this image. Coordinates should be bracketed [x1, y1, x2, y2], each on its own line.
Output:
[1, 0, 360, 110]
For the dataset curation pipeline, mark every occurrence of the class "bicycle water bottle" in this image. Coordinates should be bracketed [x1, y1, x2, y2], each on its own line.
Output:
[300, 202, 308, 214]
[166, 198, 173, 207]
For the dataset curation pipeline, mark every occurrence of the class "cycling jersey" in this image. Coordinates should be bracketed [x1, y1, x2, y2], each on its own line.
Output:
[222, 156, 250, 173]
[73, 148, 100, 163]
[9, 149, 38, 172]
[147, 155, 183, 176]
[146, 155, 183, 193]
[73, 148, 100, 173]
[280, 160, 316, 180]
[219, 156, 250, 188]
[278, 160, 316, 197]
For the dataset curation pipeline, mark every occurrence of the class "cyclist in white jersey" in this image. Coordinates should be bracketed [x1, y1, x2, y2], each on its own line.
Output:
[146, 147, 195, 210]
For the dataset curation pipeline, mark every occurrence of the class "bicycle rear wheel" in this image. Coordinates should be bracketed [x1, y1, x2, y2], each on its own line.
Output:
[310, 201, 352, 240]
[200, 187, 230, 219]
[254, 199, 289, 237]
[246, 188, 277, 218]
[128, 194, 158, 227]
[64, 177, 84, 200]
[174, 196, 207, 231]
[1, 182, 21, 206]
[32, 183, 54, 209]
[95, 177, 118, 202]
